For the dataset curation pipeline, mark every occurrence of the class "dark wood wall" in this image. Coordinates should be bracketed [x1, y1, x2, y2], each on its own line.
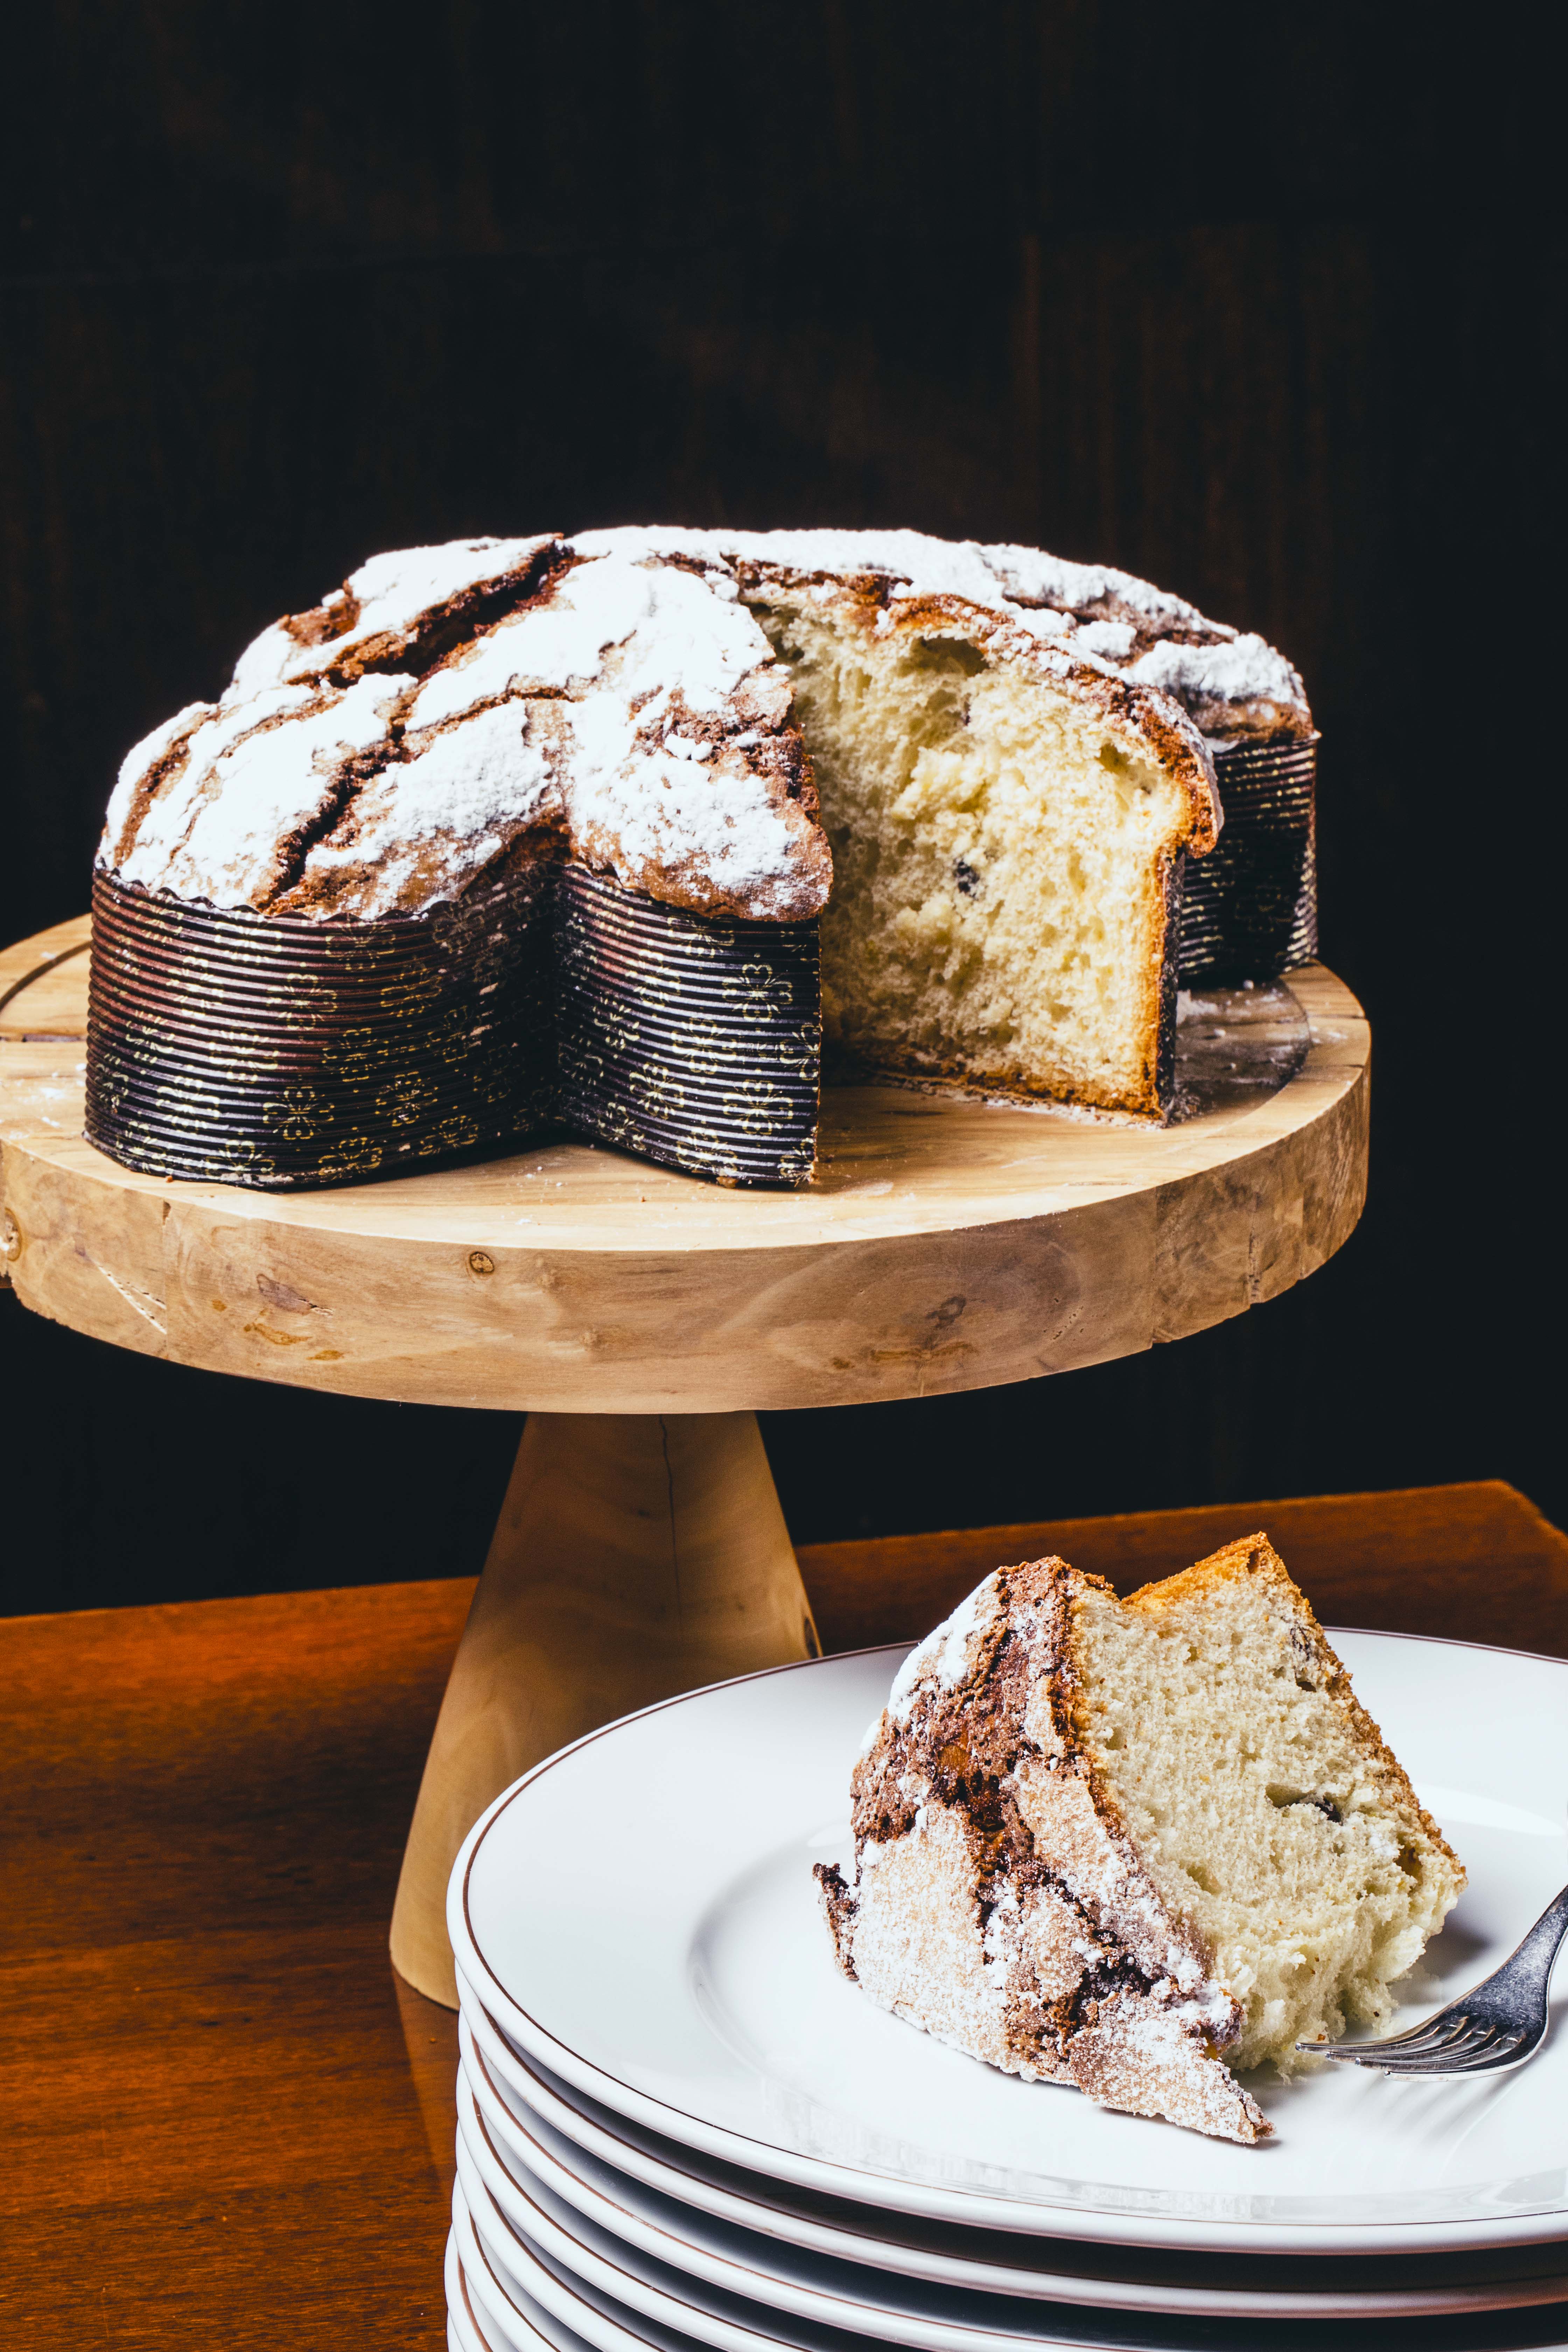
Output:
[3, 3, 1562, 1610]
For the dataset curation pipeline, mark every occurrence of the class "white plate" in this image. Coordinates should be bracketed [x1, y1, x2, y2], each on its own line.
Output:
[455, 2127, 1568, 2352]
[456, 2160, 713, 2352]
[458, 2005, 1568, 2321]
[451, 1634, 1568, 2255]
[457, 2177, 618, 2352]
[450, 2211, 546, 2352]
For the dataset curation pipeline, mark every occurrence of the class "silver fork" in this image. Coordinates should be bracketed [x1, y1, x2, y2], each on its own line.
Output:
[1296, 1882, 1568, 2076]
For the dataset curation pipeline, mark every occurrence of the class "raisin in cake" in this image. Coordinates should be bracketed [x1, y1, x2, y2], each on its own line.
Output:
[91, 528, 1310, 1191]
[815, 1538, 1464, 2144]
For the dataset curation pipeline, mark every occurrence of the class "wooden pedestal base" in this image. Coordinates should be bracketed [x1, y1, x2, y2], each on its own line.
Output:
[388, 1409, 820, 2007]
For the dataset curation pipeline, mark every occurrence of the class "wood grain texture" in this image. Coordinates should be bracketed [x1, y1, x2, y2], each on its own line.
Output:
[797, 1480, 1568, 1659]
[5, 1482, 1564, 2345]
[0, 913, 90, 1031]
[0, 1576, 469, 2348]
[0, 928, 1368, 1412]
[390, 1411, 819, 2007]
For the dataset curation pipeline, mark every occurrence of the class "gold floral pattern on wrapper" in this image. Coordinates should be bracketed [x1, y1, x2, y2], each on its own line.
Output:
[86, 856, 822, 1193]
[553, 863, 820, 1189]
[86, 863, 557, 1191]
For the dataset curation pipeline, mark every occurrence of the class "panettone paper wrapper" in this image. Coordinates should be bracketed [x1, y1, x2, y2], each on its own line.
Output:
[87, 866, 556, 1190]
[87, 860, 821, 1192]
[553, 862, 820, 1188]
[1181, 735, 1318, 983]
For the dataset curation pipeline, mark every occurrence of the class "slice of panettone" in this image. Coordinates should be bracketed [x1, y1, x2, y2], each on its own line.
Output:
[815, 1538, 1465, 2144]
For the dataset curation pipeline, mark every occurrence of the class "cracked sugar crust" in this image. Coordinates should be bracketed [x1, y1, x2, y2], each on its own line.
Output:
[98, 525, 1275, 925]
[101, 540, 830, 924]
[577, 526, 1311, 745]
[226, 534, 565, 698]
[103, 673, 417, 912]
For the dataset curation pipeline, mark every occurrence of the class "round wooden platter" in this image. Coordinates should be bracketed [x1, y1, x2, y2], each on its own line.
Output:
[0, 915, 1367, 1416]
[0, 915, 1368, 2003]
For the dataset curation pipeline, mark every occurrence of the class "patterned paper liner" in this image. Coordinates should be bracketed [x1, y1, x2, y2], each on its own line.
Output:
[87, 859, 822, 1192]
[554, 863, 821, 1187]
[1181, 735, 1318, 984]
[87, 865, 556, 1190]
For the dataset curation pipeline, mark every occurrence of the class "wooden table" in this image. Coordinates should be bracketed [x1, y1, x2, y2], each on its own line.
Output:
[6, 1479, 1567, 2347]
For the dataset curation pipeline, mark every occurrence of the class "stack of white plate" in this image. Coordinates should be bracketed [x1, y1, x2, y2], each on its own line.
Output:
[444, 1635, 1568, 2352]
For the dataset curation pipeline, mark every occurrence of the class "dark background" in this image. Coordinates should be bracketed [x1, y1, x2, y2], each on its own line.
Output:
[2, 3, 1561, 1614]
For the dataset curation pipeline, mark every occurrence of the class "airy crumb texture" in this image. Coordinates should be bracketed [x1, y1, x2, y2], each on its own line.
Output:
[1080, 1543, 1466, 2068]
[752, 582, 1206, 1118]
[819, 1539, 1464, 2142]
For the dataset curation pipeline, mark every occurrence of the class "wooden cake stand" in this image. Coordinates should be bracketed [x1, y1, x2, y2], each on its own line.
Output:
[0, 916, 1369, 2005]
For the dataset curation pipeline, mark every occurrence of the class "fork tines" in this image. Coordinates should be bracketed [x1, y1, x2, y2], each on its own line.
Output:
[1297, 2011, 1528, 2073]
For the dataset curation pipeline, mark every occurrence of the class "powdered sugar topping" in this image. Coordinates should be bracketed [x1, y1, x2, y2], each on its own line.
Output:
[115, 674, 411, 907]
[228, 534, 555, 698]
[407, 551, 666, 728]
[292, 699, 556, 918]
[1128, 634, 1308, 730]
[575, 526, 1309, 733]
[103, 542, 814, 919]
[102, 700, 215, 856]
[887, 1574, 1004, 1727]
[104, 525, 1302, 920]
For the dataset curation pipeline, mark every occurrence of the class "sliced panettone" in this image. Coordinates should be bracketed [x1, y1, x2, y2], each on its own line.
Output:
[816, 1538, 1465, 2143]
[100, 528, 1224, 1122]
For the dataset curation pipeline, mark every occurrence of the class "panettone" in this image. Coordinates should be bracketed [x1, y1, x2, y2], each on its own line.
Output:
[816, 1539, 1463, 2142]
[90, 528, 1312, 1190]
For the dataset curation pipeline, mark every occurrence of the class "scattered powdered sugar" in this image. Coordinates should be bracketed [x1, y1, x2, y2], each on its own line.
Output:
[293, 700, 556, 917]
[228, 621, 313, 705]
[406, 552, 799, 913]
[1129, 634, 1306, 724]
[1073, 620, 1138, 660]
[119, 673, 411, 908]
[109, 543, 800, 916]
[887, 1575, 1003, 1726]
[560, 691, 800, 915]
[107, 525, 1301, 919]
[1171, 1986, 1239, 2032]
[109, 684, 318, 883]
[102, 699, 215, 855]
[408, 551, 665, 728]
[598, 556, 774, 713]
[980, 541, 1205, 625]
[578, 525, 1027, 616]
[227, 534, 555, 698]
[573, 527, 1308, 728]
[392, 702, 553, 836]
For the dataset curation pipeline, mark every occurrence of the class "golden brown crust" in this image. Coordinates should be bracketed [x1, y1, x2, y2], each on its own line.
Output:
[1126, 1537, 1466, 1882]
